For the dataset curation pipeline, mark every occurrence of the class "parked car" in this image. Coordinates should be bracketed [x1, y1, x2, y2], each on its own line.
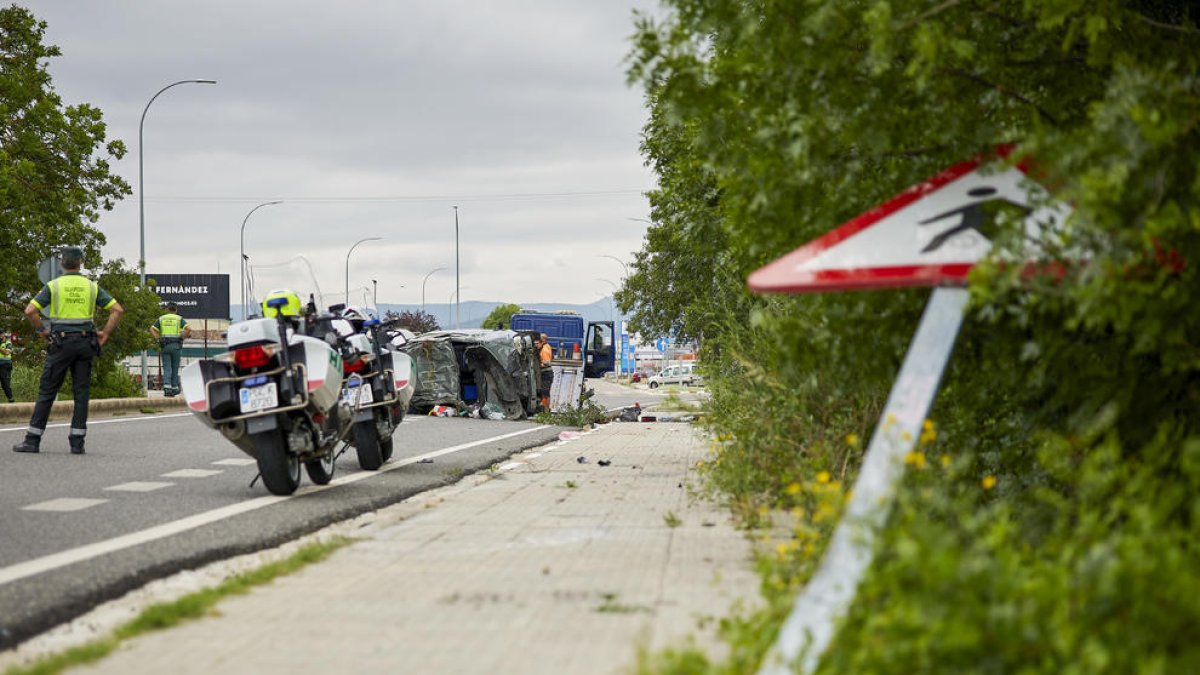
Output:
[648, 364, 700, 388]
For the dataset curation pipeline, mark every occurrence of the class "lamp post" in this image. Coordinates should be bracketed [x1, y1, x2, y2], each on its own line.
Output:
[598, 255, 630, 277]
[453, 206, 461, 329]
[345, 237, 382, 305]
[372, 279, 378, 310]
[138, 77, 216, 392]
[596, 277, 621, 375]
[239, 200, 282, 320]
[421, 267, 446, 313]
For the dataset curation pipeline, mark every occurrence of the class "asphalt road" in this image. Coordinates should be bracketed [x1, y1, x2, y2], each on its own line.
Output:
[0, 379, 684, 649]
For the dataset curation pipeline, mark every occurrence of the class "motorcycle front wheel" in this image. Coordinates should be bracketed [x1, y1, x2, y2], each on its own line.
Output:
[254, 426, 301, 495]
[353, 420, 384, 471]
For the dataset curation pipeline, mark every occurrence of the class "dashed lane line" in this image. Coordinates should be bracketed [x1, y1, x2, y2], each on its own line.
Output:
[161, 469, 223, 479]
[0, 410, 192, 429]
[0, 424, 551, 588]
[104, 482, 174, 493]
[22, 498, 108, 513]
[211, 458, 256, 466]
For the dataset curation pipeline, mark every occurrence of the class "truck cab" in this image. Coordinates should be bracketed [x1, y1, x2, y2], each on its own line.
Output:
[510, 311, 615, 378]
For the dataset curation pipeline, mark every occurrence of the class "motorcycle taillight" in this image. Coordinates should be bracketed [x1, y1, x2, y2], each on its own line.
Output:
[343, 358, 366, 374]
[234, 345, 273, 369]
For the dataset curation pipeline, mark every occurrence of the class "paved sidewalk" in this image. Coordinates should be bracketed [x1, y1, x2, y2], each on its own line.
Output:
[71, 422, 759, 675]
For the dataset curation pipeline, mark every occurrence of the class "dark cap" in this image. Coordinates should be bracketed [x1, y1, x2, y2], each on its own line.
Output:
[166, 302, 178, 313]
[60, 246, 84, 268]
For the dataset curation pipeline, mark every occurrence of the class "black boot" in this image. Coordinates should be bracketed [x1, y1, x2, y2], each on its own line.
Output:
[12, 437, 39, 453]
[69, 438, 85, 455]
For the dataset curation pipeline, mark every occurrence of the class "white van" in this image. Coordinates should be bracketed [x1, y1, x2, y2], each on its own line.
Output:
[648, 363, 700, 388]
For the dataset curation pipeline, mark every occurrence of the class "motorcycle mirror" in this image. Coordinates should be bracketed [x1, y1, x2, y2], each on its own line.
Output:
[328, 303, 346, 313]
[324, 331, 339, 346]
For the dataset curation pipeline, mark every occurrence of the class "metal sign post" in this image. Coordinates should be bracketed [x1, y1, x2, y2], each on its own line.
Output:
[757, 286, 969, 675]
[748, 147, 1071, 674]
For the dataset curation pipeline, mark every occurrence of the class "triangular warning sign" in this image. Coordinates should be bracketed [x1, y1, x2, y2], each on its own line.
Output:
[748, 148, 1071, 293]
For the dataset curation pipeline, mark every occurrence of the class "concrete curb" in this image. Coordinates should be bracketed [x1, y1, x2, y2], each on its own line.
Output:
[0, 396, 186, 424]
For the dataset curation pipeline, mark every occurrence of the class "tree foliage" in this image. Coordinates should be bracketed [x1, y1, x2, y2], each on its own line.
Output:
[626, 0, 1200, 671]
[385, 309, 439, 334]
[0, 5, 130, 319]
[480, 303, 521, 330]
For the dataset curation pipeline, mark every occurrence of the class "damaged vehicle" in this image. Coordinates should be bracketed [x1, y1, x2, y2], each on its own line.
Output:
[398, 330, 541, 420]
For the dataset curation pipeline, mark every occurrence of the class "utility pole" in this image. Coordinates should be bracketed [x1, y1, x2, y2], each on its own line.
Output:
[453, 206, 461, 329]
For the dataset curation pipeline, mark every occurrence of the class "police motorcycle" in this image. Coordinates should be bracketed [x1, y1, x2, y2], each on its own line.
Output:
[322, 306, 414, 470]
[180, 291, 350, 495]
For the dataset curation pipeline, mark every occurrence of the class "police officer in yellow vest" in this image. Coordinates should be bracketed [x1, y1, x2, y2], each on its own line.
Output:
[150, 302, 191, 397]
[0, 331, 15, 403]
[13, 247, 124, 455]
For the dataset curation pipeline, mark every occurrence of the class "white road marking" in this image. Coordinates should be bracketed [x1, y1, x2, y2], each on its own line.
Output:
[161, 469, 223, 479]
[525, 452, 542, 459]
[498, 462, 522, 472]
[211, 458, 256, 466]
[105, 482, 174, 493]
[0, 412, 193, 434]
[0, 425, 551, 588]
[23, 498, 108, 513]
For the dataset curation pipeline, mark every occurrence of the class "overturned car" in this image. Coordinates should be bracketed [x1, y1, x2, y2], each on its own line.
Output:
[398, 329, 541, 420]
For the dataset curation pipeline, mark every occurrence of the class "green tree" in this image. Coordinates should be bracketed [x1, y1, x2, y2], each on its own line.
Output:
[386, 309, 439, 334]
[626, 0, 1200, 671]
[0, 5, 130, 319]
[480, 303, 521, 330]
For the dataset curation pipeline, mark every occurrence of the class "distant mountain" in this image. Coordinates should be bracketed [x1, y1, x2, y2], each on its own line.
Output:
[376, 298, 620, 330]
[231, 298, 621, 326]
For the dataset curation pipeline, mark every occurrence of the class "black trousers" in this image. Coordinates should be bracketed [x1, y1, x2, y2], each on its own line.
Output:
[27, 336, 95, 443]
[0, 362, 12, 401]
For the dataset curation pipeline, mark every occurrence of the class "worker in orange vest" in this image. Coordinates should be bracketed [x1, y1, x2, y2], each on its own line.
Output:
[535, 333, 553, 412]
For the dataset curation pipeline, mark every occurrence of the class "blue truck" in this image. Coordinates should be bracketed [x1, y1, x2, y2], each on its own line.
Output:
[509, 311, 615, 379]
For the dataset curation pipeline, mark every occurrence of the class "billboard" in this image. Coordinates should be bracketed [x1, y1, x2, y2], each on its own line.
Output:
[149, 273, 230, 319]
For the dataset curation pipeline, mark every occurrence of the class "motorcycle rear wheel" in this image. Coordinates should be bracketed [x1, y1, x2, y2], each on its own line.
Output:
[353, 420, 384, 471]
[305, 451, 335, 485]
[254, 427, 301, 495]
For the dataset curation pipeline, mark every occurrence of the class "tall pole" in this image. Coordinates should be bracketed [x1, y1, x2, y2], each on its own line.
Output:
[138, 77, 216, 392]
[345, 237, 382, 305]
[239, 200, 282, 320]
[372, 279, 378, 310]
[598, 257, 630, 375]
[453, 206, 460, 329]
[421, 267, 446, 314]
[596, 277, 621, 375]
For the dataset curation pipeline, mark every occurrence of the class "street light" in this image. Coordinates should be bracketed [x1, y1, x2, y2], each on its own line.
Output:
[240, 200, 282, 320]
[138, 77, 216, 391]
[371, 279, 378, 310]
[596, 276, 624, 376]
[345, 237, 382, 305]
[421, 267, 446, 313]
[453, 206, 461, 329]
[598, 255, 630, 277]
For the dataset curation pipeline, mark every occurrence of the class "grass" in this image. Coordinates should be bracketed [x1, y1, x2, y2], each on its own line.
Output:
[534, 400, 610, 427]
[663, 511, 682, 528]
[3, 536, 354, 675]
[595, 592, 655, 615]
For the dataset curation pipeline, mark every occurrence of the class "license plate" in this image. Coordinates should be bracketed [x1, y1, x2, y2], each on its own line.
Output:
[239, 382, 279, 413]
[343, 383, 374, 407]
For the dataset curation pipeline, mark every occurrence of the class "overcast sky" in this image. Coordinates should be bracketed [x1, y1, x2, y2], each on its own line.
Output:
[31, 0, 656, 312]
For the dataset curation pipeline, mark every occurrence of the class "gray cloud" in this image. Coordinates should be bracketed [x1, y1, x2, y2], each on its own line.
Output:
[32, 0, 655, 307]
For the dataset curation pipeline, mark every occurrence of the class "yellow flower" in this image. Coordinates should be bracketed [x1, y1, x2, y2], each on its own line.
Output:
[816, 470, 831, 484]
[982, 475, 997, 490]
[901, 431, 913, 441]
[919, 427, 937, 445]
[923, 419, 935, 432]
[940, 455, 952, 468]
[845, 433, 860, 447]
[904, 451, 927, 469]
[785, 482, 802, 495]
